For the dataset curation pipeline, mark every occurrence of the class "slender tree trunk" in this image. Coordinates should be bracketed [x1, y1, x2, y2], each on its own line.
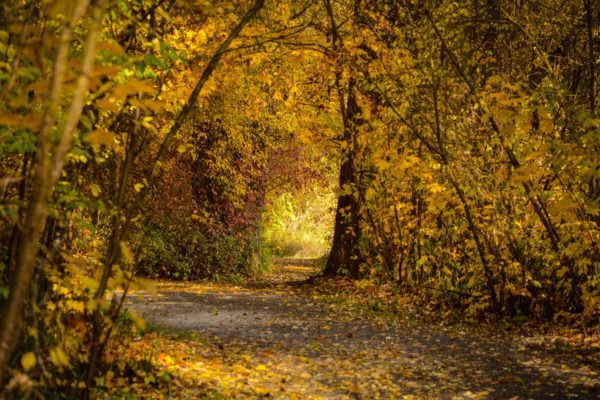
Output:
[583, 0, 596, 115]
[82, 1, 266, 394]
[0, 0, 98, 382]
[449, 177, 499, 310]
[430, 71, 500, 310]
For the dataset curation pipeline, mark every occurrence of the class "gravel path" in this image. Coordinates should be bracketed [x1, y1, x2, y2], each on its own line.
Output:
[126, 259, 600, 399]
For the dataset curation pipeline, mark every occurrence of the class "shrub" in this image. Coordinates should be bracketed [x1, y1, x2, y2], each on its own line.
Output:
[134, 222, 265, 281]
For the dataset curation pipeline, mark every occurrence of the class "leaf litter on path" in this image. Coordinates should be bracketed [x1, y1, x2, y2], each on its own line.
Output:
[120, 259, 600, 399]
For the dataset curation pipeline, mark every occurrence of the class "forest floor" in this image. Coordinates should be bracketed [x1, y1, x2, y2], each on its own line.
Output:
[121, 259, 600, 399]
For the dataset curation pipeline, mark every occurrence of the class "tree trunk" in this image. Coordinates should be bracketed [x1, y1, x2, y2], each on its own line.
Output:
[324, 149, 361, 277]
[0, 0, 99, 382]
[323, 79, 364, 278]
[322, 0, 367, 278]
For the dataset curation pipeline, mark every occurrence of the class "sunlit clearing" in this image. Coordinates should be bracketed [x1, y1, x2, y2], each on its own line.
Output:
[261, 182, 335, 259]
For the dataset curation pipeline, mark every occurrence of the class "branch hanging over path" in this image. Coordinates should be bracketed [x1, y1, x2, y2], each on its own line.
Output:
[150, 0, 266, 179]
[93, 0, 266, 304]
[84, 1, 266, 393]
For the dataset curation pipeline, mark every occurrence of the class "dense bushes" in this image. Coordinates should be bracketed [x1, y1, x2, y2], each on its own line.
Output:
[135, 222, 258, 281]
[136, 223, 194, 280]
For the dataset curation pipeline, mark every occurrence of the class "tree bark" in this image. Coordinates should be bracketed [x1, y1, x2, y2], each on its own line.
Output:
[0, 0, 98, 382]
[322, 0, 365, 277]
[323, 79, 364, 277]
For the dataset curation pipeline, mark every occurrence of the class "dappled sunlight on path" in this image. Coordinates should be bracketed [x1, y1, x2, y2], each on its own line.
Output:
[124, 259, 600, 399]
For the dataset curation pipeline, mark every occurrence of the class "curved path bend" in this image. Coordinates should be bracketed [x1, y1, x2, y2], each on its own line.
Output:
[127, 259, 599, 399]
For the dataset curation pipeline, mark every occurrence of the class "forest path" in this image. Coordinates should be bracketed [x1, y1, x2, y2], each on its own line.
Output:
[126, 259, 599, 399]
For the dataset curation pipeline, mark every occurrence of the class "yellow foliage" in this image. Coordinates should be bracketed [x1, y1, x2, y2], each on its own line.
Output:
[20, 352, 36, 372]
[50, 347, 70, 368]
[84, 129, 116, 147]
